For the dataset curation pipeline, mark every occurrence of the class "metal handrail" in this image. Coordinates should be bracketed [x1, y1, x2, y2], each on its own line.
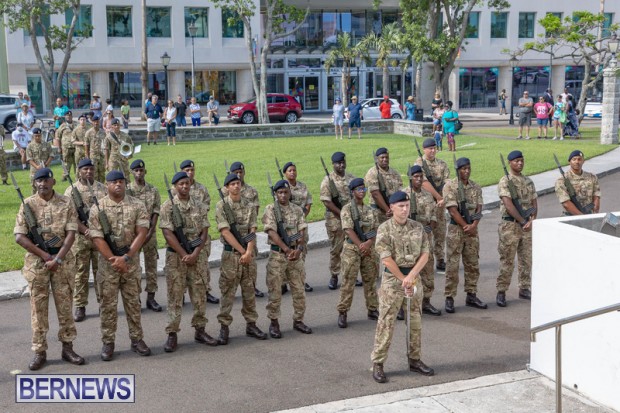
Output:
[530, 302, 620, 413]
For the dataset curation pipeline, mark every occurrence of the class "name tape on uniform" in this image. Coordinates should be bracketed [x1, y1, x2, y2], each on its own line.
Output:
[15, 374, 135, 403]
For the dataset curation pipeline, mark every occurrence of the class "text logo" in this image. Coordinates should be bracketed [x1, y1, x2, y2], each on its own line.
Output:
[16, 374, 135, 403]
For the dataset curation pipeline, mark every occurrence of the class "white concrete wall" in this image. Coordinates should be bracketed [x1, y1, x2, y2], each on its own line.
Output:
[530, 214, 620, 412]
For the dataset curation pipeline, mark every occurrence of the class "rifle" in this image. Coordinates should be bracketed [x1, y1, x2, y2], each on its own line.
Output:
[320, 156, 343, 209]
[349, 191, 376, 243]
[213, 173, 256, 249]
[275, 158, 284, 180]
[553, 154, 594, 214]
[499, 154, 537, 223]
[62, 160, 89, 226]
[267, 173, 301, 248]
[224, 160, 230, 174]
[453, 154, 474, 225]
[164, 173, 203, 254]
[414, 139, 443, 193]
[87, 181, 129, 256]
[373, 151, 390, 207]
[173, 161, 178, 173]
[11, 173, 59, 253]
[407, 163, 418, 222]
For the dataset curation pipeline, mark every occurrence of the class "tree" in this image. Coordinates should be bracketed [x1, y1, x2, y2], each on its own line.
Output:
[359, 23, 405, 100]
[323, 33, 369, 105]
[0, 0, 90, 111]
[140, 0, 148, 119]
[212, 0, 307, 124]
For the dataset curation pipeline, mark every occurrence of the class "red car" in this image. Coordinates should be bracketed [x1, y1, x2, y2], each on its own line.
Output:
[227, 93, 303, 124]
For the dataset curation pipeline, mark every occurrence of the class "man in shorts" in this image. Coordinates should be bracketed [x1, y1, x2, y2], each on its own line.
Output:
[144, 95, 163, 145]
[517, 91, 533, 140]
[346, 97, 363, 140]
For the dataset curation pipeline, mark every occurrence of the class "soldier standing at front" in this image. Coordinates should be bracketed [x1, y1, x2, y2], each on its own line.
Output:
[554, 150, 600, 216]
[215, 173, 267, 344]
[443, 158, 487, 313]
[336, 178, 379, 328]
[104, 118, 133, 181]
[320, 152, 354, 290]
[56, 111, 76, 181]
[262, 179, 312, 338]
[371, 191, 434, 383]
[496, 151, 537, 307]
[14, 168, 85, 370]
[89, 171, 151, 361]
[84, 116, 106, 182]
[26, 127, 53, 194]
[128, 159, 162, 311]
[365, 147, 403, 224]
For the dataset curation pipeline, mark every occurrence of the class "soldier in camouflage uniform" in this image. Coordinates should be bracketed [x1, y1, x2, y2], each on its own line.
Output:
[496, 151, 538, 307]
[404, 165, 441, 316]
[320, 151, 354, 290]
[0, 124, 7, 185]
[128, 159, 163, 312]
[555, 149, 600, 216]
[26, 128, 54, 194]
[84, 116, 106, 183]
[64, 158, 107, 322]
[71, 114, 90, 163]
[371, 191, 434, 383]
[443, 157, 487, 313]
[160, 171, 218, 352]
[336, 178, 379, 328]
[215, 173, 267, 344]
[14, 167, 85, 370]
[56, 111, 77, 181]
[365, 147, 403, 224]
[415, 138, 450, 272]
[104, 118, 133, 182]
[89, 170, 151, 361]
[262, 179, 312, 338]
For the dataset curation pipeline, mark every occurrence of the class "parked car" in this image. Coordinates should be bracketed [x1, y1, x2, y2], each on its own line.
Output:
[357, 98, 404, 119]
[0, 94, 19, 132]
[583, 100, 602, 118]
[227, 93, 303, 124]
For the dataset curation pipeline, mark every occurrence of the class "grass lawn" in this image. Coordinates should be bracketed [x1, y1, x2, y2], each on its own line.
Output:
[0, 130, 615, 272]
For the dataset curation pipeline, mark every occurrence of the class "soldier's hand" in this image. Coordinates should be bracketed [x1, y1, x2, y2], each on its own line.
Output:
[463, 224, 476, 236]
[240, 251, 252, 265]
[522, 220, 533, 232]
[436, 198, 445, 208]
[287, 248, 301, 261]
[109, 256, 128, 273]
[386, 210, 394, 218]
[182, 251, 199, 266]
[359, 240, 371, 255]
[45, 258, 59, 272]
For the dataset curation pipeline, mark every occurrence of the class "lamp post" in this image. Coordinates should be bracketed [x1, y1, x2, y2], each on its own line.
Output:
[160, 52, 170, 101]
[188, 23, 197, 99]
[355, 56, 361, 101]
[508, 56, 519, 125]
[609, 33, 619, 66]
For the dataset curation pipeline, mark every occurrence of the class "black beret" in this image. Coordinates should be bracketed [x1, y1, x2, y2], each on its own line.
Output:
[224, 173, 240, 186]
[389, 191, 409, 204]
[180, 160, 194, 169]
[110, 118, 120, 125]
[106, 170, 126, 182]
[33, 168, 53, 180]
[32, 127, 42, 134]
[282, 162, 295, 173]
[230, 161, 244, 172]
[409, 165, 423, 175]
[348, 177, 365, 190]
[422, 138, 436, 148]
[568, 150, 583, 161]
[130, 159, 145, 170]
[171, 171, 189, 184]
[273, 180, 289, 191]
[507, 150, 523, 161]
[65, 111, 72, 116]
[456, 157, 470, 169]
[331, 152, 345, 163]
[78, 114, 86, 120]
[375, 147, 388, 156]
[78, 158, 94, 169]
[92, 115, 100, 121]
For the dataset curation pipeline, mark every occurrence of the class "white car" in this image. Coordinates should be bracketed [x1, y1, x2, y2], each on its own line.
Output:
[358, 98, 404, 119]
[583, 101, 602, 118]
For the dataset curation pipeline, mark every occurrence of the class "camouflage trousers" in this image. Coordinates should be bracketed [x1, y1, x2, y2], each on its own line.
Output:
[371, 275, 423, 364]
[62, 148, 76, 179]
[23, 253, 77, 352]
[197, 237, 212, 293]
[432, 206, 447, 263]
[107, 156, 131, 183]
[0, 149, 7, 181]
[91, 156, 105, 183]
[72, 234, 100, 307]
[165, 251, 208, 333]
[337, 243, 378, 313]
[75, 146, 86, 164]
[420, 231, 436, 299]
[98, 258, 144, 344]
[497, 221, 532, 292]
[325, 218, 344, 276]
[444, 224, 480, 298]
[265, 251, 306, 321]
[140, 235, 159, 293]
[216, 251, 259, 326]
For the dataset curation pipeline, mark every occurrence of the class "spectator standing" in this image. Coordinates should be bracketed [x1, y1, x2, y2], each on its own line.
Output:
[431, 92, 442, 113]
[332, 97, 344, 139]
[105, 98, 114, 113]
[14, 92, 28, 114]
[53, 98, 69, 129]
[174, 95, 187, 127]
[552, 95, 566, 140]
[441, 101, 459, 152]
[533, 96, 553, 139]
[543, 89, 554, 105]
[405, 96, 416, 120]
[206, 96, 220, 126]
[145, 95, 164, 144]
[432, 103, 445, 133]
[346, 96, 363, 139]
[560, 87, 572, 104]
[379, 96, 392, 119]
[102, 110, 115, 133]
[164, 100, 177, 146]
[90, 93, 102, 121]
[120, 100, 131, 129]
[498, 89, 507, 115]
[17, 103, 36, 133]
[12, 123, 31, 169]
[189, 97, 202, 127]
[517, 91, 533, 140]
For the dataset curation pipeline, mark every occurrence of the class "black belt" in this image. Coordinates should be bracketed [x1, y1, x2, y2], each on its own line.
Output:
[223, 244, 234, 252]
[270, 245, 286, 253]
[48, 247, 60, 255]
[502, 216, 515, 222]
[166, 247, 177, 253]
[385, 266, 413, 275]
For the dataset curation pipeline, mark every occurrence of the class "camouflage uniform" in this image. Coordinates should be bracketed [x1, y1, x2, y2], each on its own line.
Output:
[288, 180, 312, 283]
[104, 130, 133, 181]
[160, 195, 210, 333]
[404, 186, 437, 298]
[26, 140, 53, 193]
[70, 124, 89, 163]
[319, 171, 354, 276]
[88, 194, 149, 344]
[262, 202, 307, 321]
[337, 201, 379, 313]
[57, 121, 76, 179]
[415, 156, 450, 265]
[127, 181, 161, 294]
[64, 180, 107, 307]
[371, 218, 429, 363]
[14, 192, 78, 353]
[364, 165, 403, 223]
[84, 127, 106, 183]
[443, 178, 483, 298]
[0, 125, 7, 182]
[215, 195, 259, 326]
[554, 169, 601, 215]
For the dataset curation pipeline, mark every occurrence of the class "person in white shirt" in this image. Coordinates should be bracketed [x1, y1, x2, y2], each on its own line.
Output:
[17, 103, 36, 133]
[12, 124, 31, 169]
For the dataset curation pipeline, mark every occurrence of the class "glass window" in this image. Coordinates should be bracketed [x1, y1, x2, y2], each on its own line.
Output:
[58, 72, 91, 110]
[107, 6, 133, 38]
[184, 71, 237, 104]
[518, 12, 536, 39]
[109, 72, 165, 108]
[295, 12, 322, 47]
[367, 11, 382, 35]
[185, 7, 208, 38]
[267, 74, 285, 93]
[603, 13, 614, 37]
[511, 66, 549, 106]
[491, 12, 508, 39]
[147, 7, 171, 38]
[382, 11, 398, 27]
[65, 5, 92, 37]
[466, 12, 480, 38]
[24, 6, 50, 37]
[287, 58, 321, 68]
[351, 12, 366, 44]
[459, 67, 498, 109]
[27, 76, 44, 114]
[222, 8, 244, 38]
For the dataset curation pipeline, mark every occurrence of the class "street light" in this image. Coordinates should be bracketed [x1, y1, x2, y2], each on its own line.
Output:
[509, 55, 519, 125]
[188, 23, 198, 99]
[355, 56, 361, 101]
[160, 51, 170, 101]
[609, 33, 619, 65]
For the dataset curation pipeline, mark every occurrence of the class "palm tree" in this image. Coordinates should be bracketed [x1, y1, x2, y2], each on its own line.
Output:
[324, 33, 369, 105]
[359, 23, 405, 99]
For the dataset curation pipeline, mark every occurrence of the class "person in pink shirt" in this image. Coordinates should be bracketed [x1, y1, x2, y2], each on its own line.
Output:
[533, 96, 553, 139]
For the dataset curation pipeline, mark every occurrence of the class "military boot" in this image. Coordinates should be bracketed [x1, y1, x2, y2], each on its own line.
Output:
[422, 298, 442, 316]
[164, 333, 178, 353]
[367, 309, 379, 320]
[2, 180, 9, 185]
[101, 343, 114, 361]
[269, 319, 282, 338]
[74, 306, 86, 322]
[445, 297, 455, 314]
[355, 279, 363, 287]
[337, 312, 347, 328]
[207, 293, 220, 304]
[293, 320, 312, 334]
[217, 325, 229, 345]
[519, 289, 531, 300]
[195, 327, 218, 346]
[409, 359, 435, 376]
[131, 339, 151, 356]
[372, 363, 387, 383]
[28, 351, 47, 371]
[246, 322, 268, 340]
[436, 258, 446, 272]
[281, 284, 289, 295]
[465, 293, 488, 309]
[304, 282, 313, 292]
[396, 308, 405, 320]
[328, 275, 339, 290]
[496, 291, 507, 307]
[61, 342, 85, 365]
[146, 292, 162, 312]
[254, 288, 265, 298]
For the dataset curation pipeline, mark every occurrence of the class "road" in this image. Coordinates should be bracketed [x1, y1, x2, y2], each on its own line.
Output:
[1, 171, 617, 413]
